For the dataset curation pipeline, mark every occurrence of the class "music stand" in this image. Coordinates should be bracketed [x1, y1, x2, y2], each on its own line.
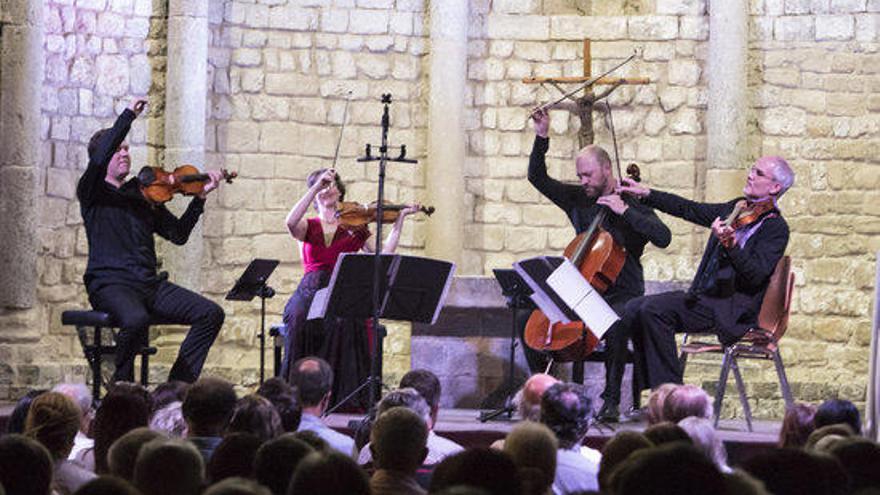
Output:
[316, 253, 455, 415]
[226, 258, 279, 385]
[479, 269, 534, 422]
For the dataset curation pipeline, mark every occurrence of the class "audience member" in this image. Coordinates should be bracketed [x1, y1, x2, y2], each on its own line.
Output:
[502, 421, 557, 495]
[678, 416, 730, 472]
[723, 470, 772, 495]
[815, 399, 862, 436]
[540, 382, 599, 494]
[257, 377, 302, 432]
[25, 391, 97, 493]
[428, 448, 521, 495]
[400, 369, 464, 460]
[645, 383, 678, 425]
[149, 401, 186, 437]
[254, 435, 314, 495]
[741, 447, 849, 495]
[207, 433, 262, 484]
[133, 438, 204, 495]
[72, 476, 141, 495]
[226, 394, 283, 442]
[643, 421, 693, 446]
[290, 429, 330, 453]
[287, 451, 370, 495]
[150, 381, 190, 412]
[369, 407, 429, 495]
[597, 430, 653, 492]
[181, 376, 237, 463]
[662, 384, 712, 424]
[289, 357, 355, 456]
[203, 477, 271, 495]
[107, 427, 166, 482]
[515, 373, 559, 422]
[612, 443, 726, 495]
[52, 383, 95, 461]
[0, 434, 54, 495]
[87, 383, 152, 473]
[806, 424, 856, 451]
[5, 389, 47, 434]
[829, 437, 880, 493]
[779, 402, 818, 448]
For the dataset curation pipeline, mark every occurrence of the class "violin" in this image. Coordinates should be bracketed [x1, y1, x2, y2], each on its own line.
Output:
[719, 198, 776, 248]
[138, 165, 237, 204]
[335, 201, 435, 228]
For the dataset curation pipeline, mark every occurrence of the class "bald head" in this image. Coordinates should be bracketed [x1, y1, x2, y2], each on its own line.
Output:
[575, 145, 614, 198]
[517, 374, 560, 421]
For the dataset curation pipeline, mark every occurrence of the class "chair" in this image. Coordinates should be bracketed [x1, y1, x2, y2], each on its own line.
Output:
[62, 310, 160, 402]
[679, 255, 796, 431]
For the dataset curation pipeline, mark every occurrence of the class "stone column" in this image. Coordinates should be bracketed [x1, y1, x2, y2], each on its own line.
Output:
[0, 0, 42, 308]
[867, 252, 880, 442]
[704, 0, 748, 202]
[162, 0, 209, 289]
[425, 0, 468, 266]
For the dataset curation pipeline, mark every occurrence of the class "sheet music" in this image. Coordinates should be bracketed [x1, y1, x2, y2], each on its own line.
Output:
[307, 287, 330, 320]
[546, 260, 619, 339]
[513, 257, 572, 324]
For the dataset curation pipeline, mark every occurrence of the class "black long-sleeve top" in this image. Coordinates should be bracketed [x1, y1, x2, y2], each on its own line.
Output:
[528, 136, 671, 303]
[77, 109, 205, 292]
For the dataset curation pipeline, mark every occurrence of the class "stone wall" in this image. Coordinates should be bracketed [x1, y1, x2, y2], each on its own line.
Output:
[0, 0, 877, 418]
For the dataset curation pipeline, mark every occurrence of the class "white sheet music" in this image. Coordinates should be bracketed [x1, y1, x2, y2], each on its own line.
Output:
[307, 287, 330, 320]
[546, 260, 619, 339]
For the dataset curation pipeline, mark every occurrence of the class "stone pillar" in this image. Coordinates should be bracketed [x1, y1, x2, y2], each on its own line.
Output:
[867, 252, 880, 441]
[704, 0, 748, 202]
[0, 0, 42, 308]
[425, 0, 468, 267]
[162, 0, 209, 289]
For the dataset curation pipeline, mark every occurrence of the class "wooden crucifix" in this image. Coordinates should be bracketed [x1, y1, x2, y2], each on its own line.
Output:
[523, 39, 650, 148]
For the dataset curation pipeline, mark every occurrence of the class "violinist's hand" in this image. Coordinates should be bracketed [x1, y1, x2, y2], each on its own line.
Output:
[616, 177, 650, 199]
[128, 98, 147, 117]
[531, 108, 549, 138]
[597, 194, 628, 215]
[711, 217, 735, 246]
[314, 169, 336, 191]
[400, 203, 421, 217]
[199, 170, 224, 198]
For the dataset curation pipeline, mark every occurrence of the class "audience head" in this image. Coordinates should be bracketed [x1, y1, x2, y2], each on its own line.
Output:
[678, 416, 729, 471]
[502, 421, 557, 495]
[806, 423, 856, 451]
[107, 426, 166, 481]
[254, 435, 314, 495]
[203, 477, 272, 495]
[643, 421, 693, 446]
[73, 476, 142, 495]
[290, 357, 333, 410]
[829, 437, 880, 493]
[516, 373, 559, 422]
[207, 433, 262, 484]
[0, 434, 53, 495]
[370, 406, 428, 473]
[52, 382, 93, 431]
[149, 401, 187, 437]
[289, 430, 330, 453]
[779, 402, 817, 448]
[377, 387, 432, 425]
[646, 383, 678, 425]
[598, 430, 654, 492]
[741, 447, 849, 495]
[133, 438, 204, 495]
[662, 384, 712, 424]
[429, 448, 521, 495]
[287, 451, 369, 495]
[6, 389, 47, 434]
[815, 399, 861, 435]
[612, 442, 725, 495]
[399, 369, 442, 423]
[540, 382, 591, 449]
[92, 383, 152, 474]
[181, 376, 237, 438]
[257, 377, 301, 432]
[24, 391, 81, 461]
[226, 394, 283, 442]
[150, 381, 190, 412]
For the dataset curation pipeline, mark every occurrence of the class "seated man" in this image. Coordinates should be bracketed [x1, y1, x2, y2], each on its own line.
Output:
[604, 155, 795, 413]
[182, 377, 237, 463]
[290, 356, 355, 456]
[369, 407, 429, 495]
[541, 382, 600, 493]
[399, 369, 464, 460]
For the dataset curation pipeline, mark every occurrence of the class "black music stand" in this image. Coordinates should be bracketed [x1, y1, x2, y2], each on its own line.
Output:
[316, 253, 455, 415]
[479, 269, 534, 422]
[226, 258, 279, 385]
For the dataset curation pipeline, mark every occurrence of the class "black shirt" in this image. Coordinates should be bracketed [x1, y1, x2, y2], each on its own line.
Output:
[77, 109, 206, 292]
[527, 136, 671, 302]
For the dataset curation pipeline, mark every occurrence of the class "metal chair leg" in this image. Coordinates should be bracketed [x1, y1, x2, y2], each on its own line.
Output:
[713, 347, 733, 428]
[773, 350, 795, 409]
[731, 354, 753, 432]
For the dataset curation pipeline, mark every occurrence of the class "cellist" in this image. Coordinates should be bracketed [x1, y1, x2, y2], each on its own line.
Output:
[526, 109, 671, 421]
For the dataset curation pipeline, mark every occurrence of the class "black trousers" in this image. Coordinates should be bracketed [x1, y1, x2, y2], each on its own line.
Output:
[88, 280, 225, 383]
[602, 291, 716, 406]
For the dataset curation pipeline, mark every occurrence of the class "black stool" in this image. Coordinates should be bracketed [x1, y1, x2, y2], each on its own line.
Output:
[270, 323, 285, 378]
[62, 310, 159, 402]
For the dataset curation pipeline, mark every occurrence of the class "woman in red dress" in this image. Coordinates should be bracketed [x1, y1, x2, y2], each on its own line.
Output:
[281, 168, 418, 410]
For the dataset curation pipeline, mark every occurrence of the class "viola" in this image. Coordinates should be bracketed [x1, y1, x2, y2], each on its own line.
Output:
[720, 198, 776, 248]
[335, 201, 435, 228]
[138, 165, 237, 204]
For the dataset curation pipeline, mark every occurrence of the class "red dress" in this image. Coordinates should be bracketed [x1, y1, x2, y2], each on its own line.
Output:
[282, 218, 372, 411]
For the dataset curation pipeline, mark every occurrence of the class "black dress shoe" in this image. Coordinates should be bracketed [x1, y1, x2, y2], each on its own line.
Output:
[596, 403, 620, 423]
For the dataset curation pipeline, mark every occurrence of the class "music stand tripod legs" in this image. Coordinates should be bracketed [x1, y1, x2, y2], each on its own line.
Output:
[479, 303, 522, 422]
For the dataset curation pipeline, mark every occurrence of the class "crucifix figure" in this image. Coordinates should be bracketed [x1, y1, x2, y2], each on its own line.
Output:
[524, 39, 650, 148]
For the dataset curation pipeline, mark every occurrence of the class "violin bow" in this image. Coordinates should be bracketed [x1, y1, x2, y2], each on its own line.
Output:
[332, 90, 353, 170]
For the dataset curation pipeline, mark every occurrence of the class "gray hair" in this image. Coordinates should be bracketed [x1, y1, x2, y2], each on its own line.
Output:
[52, 383, 92, 415]
[678, 416, 729, 471]
[377, 387, 431, 425]
[766, 156, 795, 196]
